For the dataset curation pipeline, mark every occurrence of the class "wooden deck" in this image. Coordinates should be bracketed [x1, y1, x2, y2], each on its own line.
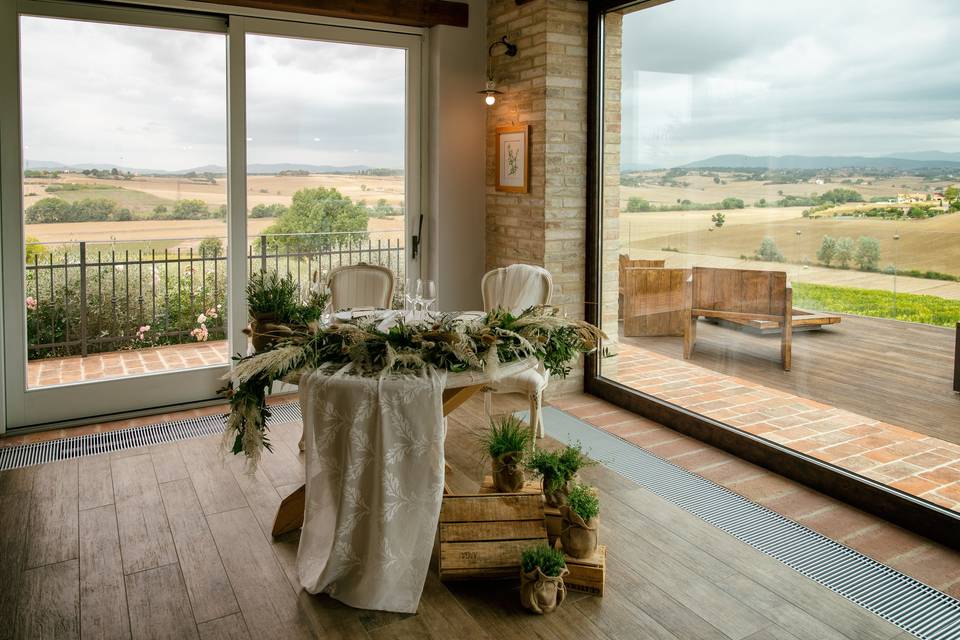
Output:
[622, 314, 959, 444]
[0, 394, 907, 640]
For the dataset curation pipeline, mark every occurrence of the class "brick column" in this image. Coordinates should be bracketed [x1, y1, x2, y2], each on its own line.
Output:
[486, 0, 620, 395]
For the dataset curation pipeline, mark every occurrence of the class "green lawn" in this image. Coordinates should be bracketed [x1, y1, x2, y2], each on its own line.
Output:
[793, 282, 960, 327]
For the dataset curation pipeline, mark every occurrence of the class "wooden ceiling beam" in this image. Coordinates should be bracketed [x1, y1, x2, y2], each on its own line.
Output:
[197, 0, 469, 28]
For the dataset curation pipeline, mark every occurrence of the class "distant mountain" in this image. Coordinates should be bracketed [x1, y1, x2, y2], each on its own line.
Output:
[620, 161, 663, 172]
[681, 154, 960, 170]
[24, 160, 384, 175]
[886, 150, 960, 163]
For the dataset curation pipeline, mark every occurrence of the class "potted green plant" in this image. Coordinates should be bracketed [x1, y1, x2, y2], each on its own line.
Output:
[519, 544, 567, 614]
[560, 482, 600, 558]
[526, 442, 594, 508]
[479, 415, 533, 492]
[244, 271, 331, 352]
[245, 271, 304, 352]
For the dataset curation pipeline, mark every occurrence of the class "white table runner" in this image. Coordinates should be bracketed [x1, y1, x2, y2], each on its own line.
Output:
[296, 365, 448, 613]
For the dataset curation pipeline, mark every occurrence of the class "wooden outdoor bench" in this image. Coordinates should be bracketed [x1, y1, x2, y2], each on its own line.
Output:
[684, 267, 795, 370]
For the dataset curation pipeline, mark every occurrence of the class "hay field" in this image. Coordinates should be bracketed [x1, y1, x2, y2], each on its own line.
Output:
[621, 171, 947, 208]
[25, 215, 405, 249]
[624, 209, 960, 275]
[24, 173, 405, 212]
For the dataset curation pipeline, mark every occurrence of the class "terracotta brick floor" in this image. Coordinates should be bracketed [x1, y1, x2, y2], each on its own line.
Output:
[606, 342, 960, 512]
[549, 392, 960, 598]
[27, 340, 230, 388]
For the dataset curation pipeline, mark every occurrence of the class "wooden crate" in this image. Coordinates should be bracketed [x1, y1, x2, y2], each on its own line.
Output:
[439, 493, 548, 581]
[479, 475, 541, 495]
[561, 544, 606, 596]
[544, 505, 562, 546]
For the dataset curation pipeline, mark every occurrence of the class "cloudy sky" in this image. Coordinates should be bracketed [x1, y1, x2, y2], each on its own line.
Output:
[620, 0, 960, 167]
[20, 16, 405, 171]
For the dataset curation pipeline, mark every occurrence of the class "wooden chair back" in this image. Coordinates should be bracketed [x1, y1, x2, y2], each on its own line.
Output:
[327, 263, 395, 311]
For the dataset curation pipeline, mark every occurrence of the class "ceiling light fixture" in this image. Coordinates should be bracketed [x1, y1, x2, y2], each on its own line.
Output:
[479, 35, 517, 106]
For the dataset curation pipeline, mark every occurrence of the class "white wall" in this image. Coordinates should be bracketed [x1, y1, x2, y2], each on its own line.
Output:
[427, 0, 487, 312]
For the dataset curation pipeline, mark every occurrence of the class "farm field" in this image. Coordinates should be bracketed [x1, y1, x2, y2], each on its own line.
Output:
[25, 214, 405, 249]
[620, 171, 949, 208]
[623, 210, 960, 276]
[23, 172, 405, 213]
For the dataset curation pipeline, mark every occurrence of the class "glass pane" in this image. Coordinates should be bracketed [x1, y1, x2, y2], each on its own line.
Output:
[20, 16, 228, 388]
[245, 34, 407, 312]
[599, 1, 960, 512]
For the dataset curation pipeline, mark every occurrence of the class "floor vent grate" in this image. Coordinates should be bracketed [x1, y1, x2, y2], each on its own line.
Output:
[530, 406, 960, 640]
[0, 402, 304, 471]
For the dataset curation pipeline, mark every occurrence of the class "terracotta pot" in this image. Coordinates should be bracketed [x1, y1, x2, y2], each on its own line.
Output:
[541, 474, 573, 508]
[520, 566, 567, 615]
[492, 451, 525, 493]
[560, 506, 599, 559]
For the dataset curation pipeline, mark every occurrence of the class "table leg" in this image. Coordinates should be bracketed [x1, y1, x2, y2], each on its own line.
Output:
[271, 383, 485, 537]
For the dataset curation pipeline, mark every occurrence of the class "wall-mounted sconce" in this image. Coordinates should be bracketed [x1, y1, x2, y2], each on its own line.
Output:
[479, 35, 518, 106]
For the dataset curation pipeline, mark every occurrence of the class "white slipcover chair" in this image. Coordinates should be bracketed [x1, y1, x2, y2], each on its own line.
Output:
[298, 263, 394, 451]
[327, 262, 395, 311]
[481, 264, 554, 438]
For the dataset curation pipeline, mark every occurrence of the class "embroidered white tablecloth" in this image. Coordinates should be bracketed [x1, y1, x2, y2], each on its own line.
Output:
[296, 365, 448, 613]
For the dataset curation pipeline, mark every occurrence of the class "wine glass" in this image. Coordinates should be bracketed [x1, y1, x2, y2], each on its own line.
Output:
[419, 279, 437, 312]
[405, 277, 422, 311]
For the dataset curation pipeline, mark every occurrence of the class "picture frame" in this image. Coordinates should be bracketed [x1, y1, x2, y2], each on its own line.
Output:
[495, 124, 530, 193]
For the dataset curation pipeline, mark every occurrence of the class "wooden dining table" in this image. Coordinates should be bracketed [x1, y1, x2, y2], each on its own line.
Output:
[270, 351, 537, 538]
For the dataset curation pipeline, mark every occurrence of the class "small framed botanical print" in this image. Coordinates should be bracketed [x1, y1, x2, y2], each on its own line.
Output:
[495, 124, 529, 193]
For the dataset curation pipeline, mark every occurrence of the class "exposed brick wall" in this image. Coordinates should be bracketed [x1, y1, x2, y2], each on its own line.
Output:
[485, 1, 620, 394]
[485, 0, 548, 270]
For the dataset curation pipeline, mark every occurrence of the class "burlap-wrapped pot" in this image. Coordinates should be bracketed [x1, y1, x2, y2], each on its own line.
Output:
[492, 451, 525, 493]
[520, 566, 568, 615]
[560, 506, 599, 558]
[541, 474, 573, 508]
[246, 313, 299, 353]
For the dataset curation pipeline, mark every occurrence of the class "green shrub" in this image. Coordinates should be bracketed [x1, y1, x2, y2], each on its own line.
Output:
[250, 203, 288, 218]
[835, 237, 854, 268]
[854, 236, 880, 271]
[567, 483, 600, 521]
[198, 237, 223, 258]
[755, 237, 785, 262]
[520, 544, 566, 577]
[526, 442, 594, 493]
[480, 414, 533, 459]
[626, 196, 653, 212]
[246, 271, 300, 319]
[817, 236, 837, 266]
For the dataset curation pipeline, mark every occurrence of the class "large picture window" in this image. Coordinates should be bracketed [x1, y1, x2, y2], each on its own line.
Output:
[0, 2, 421, 429]
[588, 0, 960, 533]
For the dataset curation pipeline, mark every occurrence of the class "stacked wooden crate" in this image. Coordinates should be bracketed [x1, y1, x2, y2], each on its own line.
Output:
[438, 492, 547, 580]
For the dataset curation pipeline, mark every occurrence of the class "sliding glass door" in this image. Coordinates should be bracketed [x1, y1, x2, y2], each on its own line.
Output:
[0, 2, 422, 430]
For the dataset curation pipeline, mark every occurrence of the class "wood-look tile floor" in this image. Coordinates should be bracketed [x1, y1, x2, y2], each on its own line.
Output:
[0, 394, 911, 640]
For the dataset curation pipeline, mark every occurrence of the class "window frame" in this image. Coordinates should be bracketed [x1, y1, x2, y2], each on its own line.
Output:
[583, 0, 960, 549]
[0, 0, 426, 431]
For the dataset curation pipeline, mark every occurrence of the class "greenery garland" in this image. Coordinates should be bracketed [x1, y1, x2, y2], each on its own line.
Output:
[221, 306, 606, 468]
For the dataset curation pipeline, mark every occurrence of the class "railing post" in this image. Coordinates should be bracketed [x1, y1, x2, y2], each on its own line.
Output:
[260, 235, 268, 273]
[79, 241, 88, 357]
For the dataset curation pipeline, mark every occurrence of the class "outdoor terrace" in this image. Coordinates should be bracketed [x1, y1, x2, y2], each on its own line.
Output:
[610, 314, 960, 511]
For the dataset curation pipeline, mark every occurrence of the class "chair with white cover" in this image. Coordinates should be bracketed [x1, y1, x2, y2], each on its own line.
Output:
[297, 263, 394, 451]
[327, 262, 395, 311]
[481, 264, 554, 438]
